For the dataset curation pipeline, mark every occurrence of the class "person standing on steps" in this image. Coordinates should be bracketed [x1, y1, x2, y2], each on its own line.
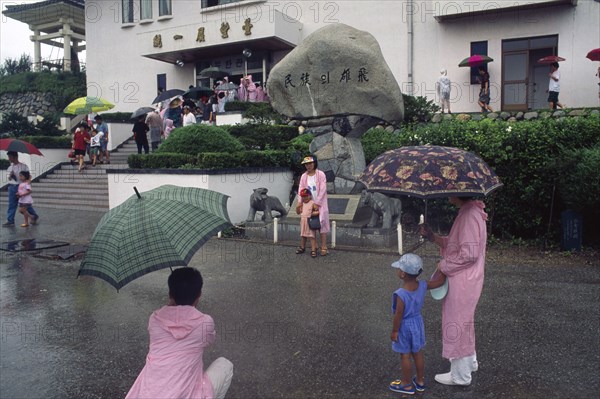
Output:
[3, 151, 39, 227]
[132, 115, 150, 155]
[94, 115, 110, 164]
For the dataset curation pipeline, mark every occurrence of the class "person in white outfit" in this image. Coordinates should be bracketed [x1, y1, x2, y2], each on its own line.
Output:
[436, 69, 452, 114]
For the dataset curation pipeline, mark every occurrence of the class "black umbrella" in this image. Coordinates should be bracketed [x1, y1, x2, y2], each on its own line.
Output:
[131, 107, 155, 119]
[183, 86, 214, 100]
[152, 89, 185, 104]
[200, 67, 227, 79]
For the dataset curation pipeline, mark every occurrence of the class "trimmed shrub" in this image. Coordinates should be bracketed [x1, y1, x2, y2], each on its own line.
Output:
[361, 115, 600, 243]
[21, 135, 72, 148]
[97, 112, 133, 123]
[0, 112, 35, 136]
[227, 124, 297, 150]
[403, 94, 440, 123]
[0, 159, 10, 169]
[242, 103, 286, 124]
[157, 124, 244, 155]
[128, 153, 196, 169]
[223, 101, 251, 112]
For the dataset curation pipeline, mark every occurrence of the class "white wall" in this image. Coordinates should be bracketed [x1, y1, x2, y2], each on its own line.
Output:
[106, 123, 133, 151]
[107, 169, 293, 224]
[1, 149, 68, 186]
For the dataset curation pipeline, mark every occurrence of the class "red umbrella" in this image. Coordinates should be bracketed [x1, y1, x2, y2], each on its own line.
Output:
[586, 48, 600, 62]
[537, 56, 566, 64]
[0, 139, 44, 156]
[458, 55, 494, 68]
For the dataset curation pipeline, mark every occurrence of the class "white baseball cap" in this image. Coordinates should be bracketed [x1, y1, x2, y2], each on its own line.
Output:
[391, 253, 423, 275]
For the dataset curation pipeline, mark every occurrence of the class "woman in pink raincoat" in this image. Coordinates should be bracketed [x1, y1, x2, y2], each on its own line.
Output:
[298, 155, 330, 256]
[421, 197, 487, 386]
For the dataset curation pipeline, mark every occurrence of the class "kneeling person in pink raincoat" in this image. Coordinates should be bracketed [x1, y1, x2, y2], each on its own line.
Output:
[126, 268, 233, 399]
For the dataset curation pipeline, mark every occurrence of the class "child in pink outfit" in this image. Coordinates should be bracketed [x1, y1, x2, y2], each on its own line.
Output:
[295, 188, 320, 258]
[16, 171, 33, 227]
[163, 119, 174, 139]
[126, 267, 233, 399]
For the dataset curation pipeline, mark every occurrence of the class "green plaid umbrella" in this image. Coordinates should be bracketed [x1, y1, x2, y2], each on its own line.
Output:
[78, 185, 231, 290]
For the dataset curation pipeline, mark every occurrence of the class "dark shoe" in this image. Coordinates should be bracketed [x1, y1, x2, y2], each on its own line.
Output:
[412, 377, 426, 392]
[31, 216, 39, 225]
[310, 250, 318, 258]
[2, 222, 15, 227]
[295, 247, 305, 254]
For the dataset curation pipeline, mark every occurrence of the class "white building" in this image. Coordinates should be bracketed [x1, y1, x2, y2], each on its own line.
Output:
[86, 0, 600, 114]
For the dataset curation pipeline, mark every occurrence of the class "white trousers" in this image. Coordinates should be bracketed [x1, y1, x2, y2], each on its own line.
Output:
[450, 353, 478, 385]
[206, 357, 233, 399]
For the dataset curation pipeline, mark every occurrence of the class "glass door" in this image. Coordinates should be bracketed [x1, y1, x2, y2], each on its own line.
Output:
[502, 51, 529, 111]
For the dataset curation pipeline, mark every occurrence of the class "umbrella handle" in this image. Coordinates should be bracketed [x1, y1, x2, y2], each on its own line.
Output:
[134, 187, 142, 199]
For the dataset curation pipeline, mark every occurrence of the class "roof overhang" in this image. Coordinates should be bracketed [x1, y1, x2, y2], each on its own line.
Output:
[435, 0, 577, 22]
[2, 0, 85, 34]
[140, 9, 301, 64]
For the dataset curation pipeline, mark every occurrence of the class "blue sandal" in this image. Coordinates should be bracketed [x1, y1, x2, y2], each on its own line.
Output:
[412, 377, 426, 392]
[389, 380, 415, 395]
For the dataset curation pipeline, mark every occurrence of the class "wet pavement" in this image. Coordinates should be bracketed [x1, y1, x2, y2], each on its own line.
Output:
[1, 206, 599, 399]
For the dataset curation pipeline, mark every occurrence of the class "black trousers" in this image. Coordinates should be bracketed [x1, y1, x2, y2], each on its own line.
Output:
[136, 140, 149, 154]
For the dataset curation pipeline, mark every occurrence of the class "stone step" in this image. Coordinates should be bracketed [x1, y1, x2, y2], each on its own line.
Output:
[30, 192, 109, 201]
[34, 182, 108, 190]
[0, 197, 108, 209]
[30, 185, 108, 194]
[54, 168, 108, 175]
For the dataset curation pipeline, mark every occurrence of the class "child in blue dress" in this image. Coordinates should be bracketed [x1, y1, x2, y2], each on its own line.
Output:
[389, 253, 446, 395]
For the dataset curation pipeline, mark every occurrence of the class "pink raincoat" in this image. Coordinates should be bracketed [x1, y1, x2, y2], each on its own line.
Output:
[246, 75, 257, 102]
[298, 170, 330, 233]
[438, 200, 487, 359]
[125, 306, 216, 399]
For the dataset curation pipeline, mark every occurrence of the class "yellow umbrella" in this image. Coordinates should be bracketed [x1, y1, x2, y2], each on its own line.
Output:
[63, 96, 115, 115]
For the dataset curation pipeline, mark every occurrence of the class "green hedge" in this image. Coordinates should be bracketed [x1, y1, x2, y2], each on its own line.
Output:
[21, 135, 72, 148]
[223, 101, 251, 112]
[361, 115, 600, 244]
[0, 159, 10, 169]
[127, 153, 197, 169]
[157, 124, 244, 155]
[97, 112, 134, 123]
[227, 124, 297, 150]
[128, 150, 290, 169]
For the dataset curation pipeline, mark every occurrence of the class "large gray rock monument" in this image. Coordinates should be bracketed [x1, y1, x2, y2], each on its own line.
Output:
[267, 23, 404, 194]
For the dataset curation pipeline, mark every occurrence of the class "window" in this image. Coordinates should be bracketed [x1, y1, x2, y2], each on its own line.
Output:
[201, 0, 243, 8]
[470, 41, 488, 85]
[140, 0, 152, 20]
[159, 0, 172, 16]
[157, 74, 167, 94]
[122, 0, 134, 23]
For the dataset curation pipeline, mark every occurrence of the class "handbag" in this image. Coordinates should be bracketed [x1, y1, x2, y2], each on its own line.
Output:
[308, 215, 321, 230]
[68, 149, 76, 159]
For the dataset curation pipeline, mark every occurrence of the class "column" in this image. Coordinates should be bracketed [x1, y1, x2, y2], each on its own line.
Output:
[32, 29, 41, 72]
[63, 22, 71, 71]
[262, 55, 267, 85]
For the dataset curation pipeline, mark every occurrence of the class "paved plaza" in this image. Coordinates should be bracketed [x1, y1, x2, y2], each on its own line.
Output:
[0, 206, 598, 398]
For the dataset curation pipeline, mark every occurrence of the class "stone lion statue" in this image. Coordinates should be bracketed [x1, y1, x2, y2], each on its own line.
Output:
[247, 187, 288, 223]
[359, 190, 402, 229]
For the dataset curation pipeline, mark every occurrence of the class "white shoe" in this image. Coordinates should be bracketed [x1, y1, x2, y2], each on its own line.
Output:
[472, 360, 479, 372]
[434, 372, 470, 386]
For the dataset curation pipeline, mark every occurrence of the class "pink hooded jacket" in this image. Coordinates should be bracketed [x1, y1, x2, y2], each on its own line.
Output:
[439, 200, 487, 359]
[125, 306, 216, 399]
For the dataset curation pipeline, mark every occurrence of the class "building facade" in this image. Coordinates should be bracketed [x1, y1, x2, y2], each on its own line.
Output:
[85, 0, 600, 113]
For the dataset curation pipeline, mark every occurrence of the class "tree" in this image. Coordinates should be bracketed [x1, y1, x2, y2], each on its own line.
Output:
[0, 54, 32, 77]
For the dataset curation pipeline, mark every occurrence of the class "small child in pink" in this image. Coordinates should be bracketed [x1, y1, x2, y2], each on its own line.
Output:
[16, 171, 33, 227]
[295, 188, 320, 258]
[164, 118, 174, 139]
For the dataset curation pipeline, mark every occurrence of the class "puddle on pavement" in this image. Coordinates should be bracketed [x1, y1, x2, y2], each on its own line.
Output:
[0, 239, 69, 252]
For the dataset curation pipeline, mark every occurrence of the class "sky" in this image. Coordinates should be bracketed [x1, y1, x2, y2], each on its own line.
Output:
[0, 0, 85, 65]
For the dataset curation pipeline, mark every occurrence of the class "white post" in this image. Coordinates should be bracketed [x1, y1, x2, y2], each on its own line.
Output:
[273, 217, 279, 243]
[62, 21, 71, 71]
[419, 214, 425, 243]
[397, 223, 403, 255]
[217, 231, 222, 239]
[32, 30, 41, 72]
[262, 55, 267, 85]
[331, 221, 337, 249]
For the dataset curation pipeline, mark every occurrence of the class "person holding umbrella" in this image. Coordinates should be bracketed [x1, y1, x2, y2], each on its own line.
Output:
[132, 115, 150, 154]
[420, 196, 488, 386]
[477, 67, 493, 113]
[3, 151, 39, 227]
[547, 62, 565, 109]
[298, 156, 330, 256]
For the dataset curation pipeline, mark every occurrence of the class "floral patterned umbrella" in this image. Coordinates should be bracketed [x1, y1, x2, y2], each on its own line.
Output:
[359, 145, 503, 199]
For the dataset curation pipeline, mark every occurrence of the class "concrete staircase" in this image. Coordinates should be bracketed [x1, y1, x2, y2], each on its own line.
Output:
[1, 139, 139, 213]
